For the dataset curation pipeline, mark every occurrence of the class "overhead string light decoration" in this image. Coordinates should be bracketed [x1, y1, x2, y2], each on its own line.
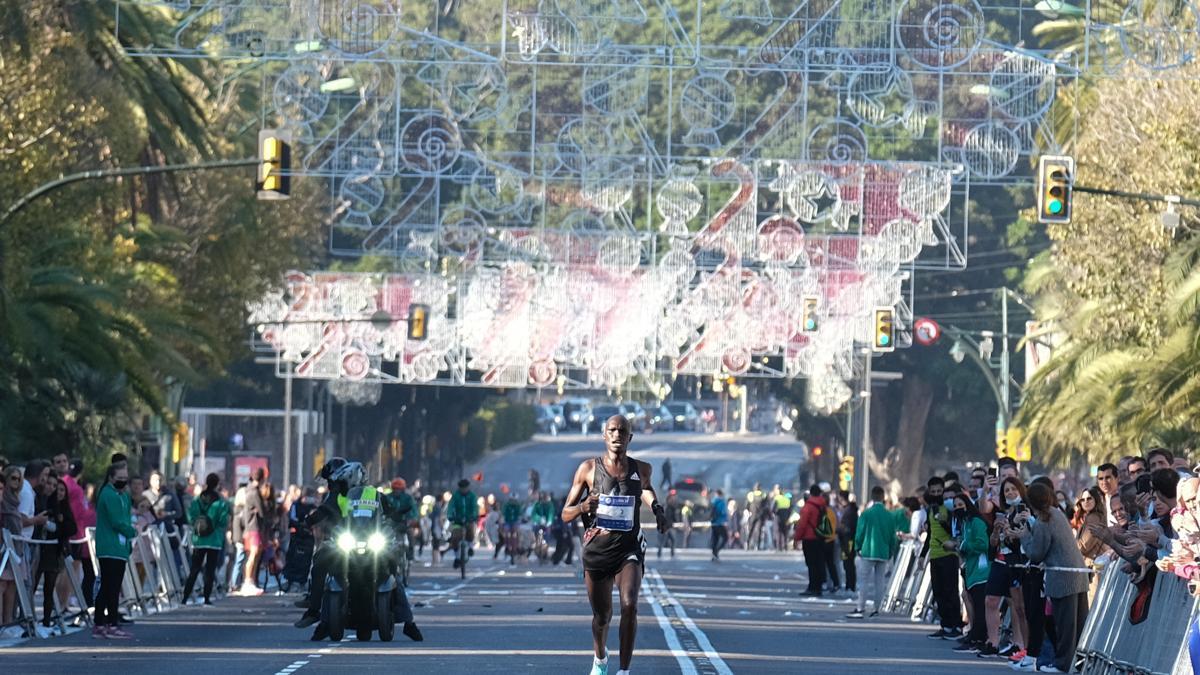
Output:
[120, 0, 1195, 396]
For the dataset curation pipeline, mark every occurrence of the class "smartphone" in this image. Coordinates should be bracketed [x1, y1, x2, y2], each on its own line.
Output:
[986, 467, 997, 479]
[1015, 503, 1029, 514]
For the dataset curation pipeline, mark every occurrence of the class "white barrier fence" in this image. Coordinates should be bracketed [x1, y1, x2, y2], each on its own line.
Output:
[1074, 565, 1197, 675]
[881, 538, 1200, 674]
[0, 524, 195, 640]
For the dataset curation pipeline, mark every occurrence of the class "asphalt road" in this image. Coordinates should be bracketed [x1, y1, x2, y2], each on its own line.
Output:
[5, 548, 1008, 674]
[467, 431, 809, 498]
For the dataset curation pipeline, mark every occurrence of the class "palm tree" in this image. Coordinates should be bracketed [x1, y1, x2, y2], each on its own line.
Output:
[1016, 233, 1200, 463]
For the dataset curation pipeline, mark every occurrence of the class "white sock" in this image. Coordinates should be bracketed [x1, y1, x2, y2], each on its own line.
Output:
[594, 651, 607, 665]
[616, 670, 630, 675]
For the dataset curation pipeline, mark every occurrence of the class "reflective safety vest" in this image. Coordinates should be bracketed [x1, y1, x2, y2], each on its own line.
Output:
[774, 494, 792, 510]
[339, 486, 380, 519]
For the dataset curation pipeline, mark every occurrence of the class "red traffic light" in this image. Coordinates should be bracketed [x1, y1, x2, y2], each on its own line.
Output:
[812, 446, 823, 457]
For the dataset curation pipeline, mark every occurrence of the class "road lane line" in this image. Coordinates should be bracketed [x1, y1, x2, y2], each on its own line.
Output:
[649, 569, 734, 675]
[641, 576, 698, 675]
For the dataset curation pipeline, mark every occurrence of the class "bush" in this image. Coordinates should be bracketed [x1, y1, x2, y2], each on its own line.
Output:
[461, 398, 536, 461]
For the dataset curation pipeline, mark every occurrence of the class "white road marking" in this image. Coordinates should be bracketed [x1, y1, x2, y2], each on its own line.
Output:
[641, 576, 698, 675]
[648, 569, 734, 675]
[543, 589, 578, 595]
[673, 592, 708, 599]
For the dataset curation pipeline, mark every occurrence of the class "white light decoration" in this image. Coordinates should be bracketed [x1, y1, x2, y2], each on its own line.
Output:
[118, 1, 1193, 392]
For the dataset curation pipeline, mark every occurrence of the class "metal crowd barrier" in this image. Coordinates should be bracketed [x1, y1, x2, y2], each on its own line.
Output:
[1073, 564, 1199, 675]
[83, 526, 190, 624]
[1, 529, 93, 638]
[880, 539, 935, 621]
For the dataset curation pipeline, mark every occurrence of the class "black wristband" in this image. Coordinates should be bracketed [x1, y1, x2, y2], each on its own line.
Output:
[651, 501, 664, 516]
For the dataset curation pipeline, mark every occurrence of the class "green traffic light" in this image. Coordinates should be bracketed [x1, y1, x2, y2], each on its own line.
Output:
[878, 334, 890, 346]
[1047, 199, 1063, 215]
[805, 319, 816, 330]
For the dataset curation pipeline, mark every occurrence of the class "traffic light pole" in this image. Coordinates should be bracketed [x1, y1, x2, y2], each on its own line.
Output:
[0, 158, 259, 229]
[859, 347, 873, 503]
[1073, 185, 1200, 208]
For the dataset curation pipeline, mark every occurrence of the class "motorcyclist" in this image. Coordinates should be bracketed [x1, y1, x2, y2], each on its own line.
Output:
[447, 479, 479, 569]
[294, 457, 347, 632]
[298, 461, 423, 642]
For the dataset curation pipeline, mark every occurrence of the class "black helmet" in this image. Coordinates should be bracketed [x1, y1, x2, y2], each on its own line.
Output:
[457, 479, 470, 489]
[318, 457, 348, 481]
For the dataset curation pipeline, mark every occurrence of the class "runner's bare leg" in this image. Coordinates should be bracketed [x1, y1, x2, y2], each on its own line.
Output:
[615, 560, 642, 670]
[585, 570, 614, 660]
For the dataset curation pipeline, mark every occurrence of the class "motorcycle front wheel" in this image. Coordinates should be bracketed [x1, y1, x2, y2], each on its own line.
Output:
[377, 591, 395, 642]
[324, 591, 345, 642]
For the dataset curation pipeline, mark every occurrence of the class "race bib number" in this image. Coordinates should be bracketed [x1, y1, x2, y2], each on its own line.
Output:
[596, 494, 635, 532]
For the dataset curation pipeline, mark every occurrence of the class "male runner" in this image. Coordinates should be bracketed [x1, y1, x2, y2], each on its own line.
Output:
[562, 415, 670, 675]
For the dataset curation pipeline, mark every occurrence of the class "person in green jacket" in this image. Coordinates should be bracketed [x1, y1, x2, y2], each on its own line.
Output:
[94, 461, 137, 639]
[847, 486, 900, 619]
[182, 473, 230, 606]
[946, 493, 991, 652]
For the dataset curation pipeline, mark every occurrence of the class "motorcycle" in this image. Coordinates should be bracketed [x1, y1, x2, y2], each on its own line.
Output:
[322, 507, 399, 642]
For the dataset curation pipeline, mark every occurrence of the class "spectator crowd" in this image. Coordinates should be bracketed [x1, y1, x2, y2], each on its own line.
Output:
[756, 448, 1197, 673]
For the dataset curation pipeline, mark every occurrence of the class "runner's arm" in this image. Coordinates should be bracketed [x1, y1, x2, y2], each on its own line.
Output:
[561, 460, 596, 524]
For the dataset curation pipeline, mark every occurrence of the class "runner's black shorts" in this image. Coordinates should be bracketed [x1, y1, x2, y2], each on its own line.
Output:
[583, 529, 645, 579]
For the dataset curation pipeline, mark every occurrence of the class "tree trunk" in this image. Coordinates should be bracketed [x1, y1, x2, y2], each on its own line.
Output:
[867, 373, 934, 500]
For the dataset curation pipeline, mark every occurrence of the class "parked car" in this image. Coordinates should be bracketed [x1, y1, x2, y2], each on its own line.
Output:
[648, 405, 673, 431]
[673, 477, 711, 521]
[535, 405, 565, 435]
[664, 402, 701, 431]
[590, 404, 622, 428]
[619, 402, 650, 432]
[561, 399, 593, 433]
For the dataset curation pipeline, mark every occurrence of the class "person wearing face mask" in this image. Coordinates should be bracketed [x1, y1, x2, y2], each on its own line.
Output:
[922, 476, 963, 640]
[93, 461, 137, 639]
[948, 493, 991, 653]
[981, 476, 1030, 661]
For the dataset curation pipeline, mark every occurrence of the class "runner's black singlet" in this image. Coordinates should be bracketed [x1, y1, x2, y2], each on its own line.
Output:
[582, 455, 647, 578]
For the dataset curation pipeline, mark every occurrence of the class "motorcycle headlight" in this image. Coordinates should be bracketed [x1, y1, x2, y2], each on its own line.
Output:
[367, 531, 387, 553]
[337, 531, 356, 552]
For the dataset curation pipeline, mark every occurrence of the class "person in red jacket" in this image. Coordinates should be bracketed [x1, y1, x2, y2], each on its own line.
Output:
[795, 485, 828, 597]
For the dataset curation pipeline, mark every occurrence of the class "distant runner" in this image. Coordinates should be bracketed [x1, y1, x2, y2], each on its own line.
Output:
[562, 415, 670, 675]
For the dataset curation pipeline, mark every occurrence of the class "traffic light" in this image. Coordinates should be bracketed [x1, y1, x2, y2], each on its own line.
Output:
[1037, 155, 1074, 224]
[802, 296, 819, 332]
[873, 307, 895, 352]
[812, 445, 823, 457]
[839, 455, 855, 491]
[172, 422, 189, 464]
[257, 129, 291, 199]
[407, 303, 430, 340]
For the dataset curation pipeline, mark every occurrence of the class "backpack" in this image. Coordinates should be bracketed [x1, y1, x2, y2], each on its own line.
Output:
[816, 506, 837, 541]
[193, 496, 215, 537]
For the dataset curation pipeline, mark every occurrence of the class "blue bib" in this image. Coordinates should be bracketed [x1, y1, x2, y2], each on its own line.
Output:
[596, 494, 636, 532]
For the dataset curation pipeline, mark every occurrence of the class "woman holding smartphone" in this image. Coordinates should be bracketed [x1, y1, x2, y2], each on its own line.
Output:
[980, 476, 1030, 660]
